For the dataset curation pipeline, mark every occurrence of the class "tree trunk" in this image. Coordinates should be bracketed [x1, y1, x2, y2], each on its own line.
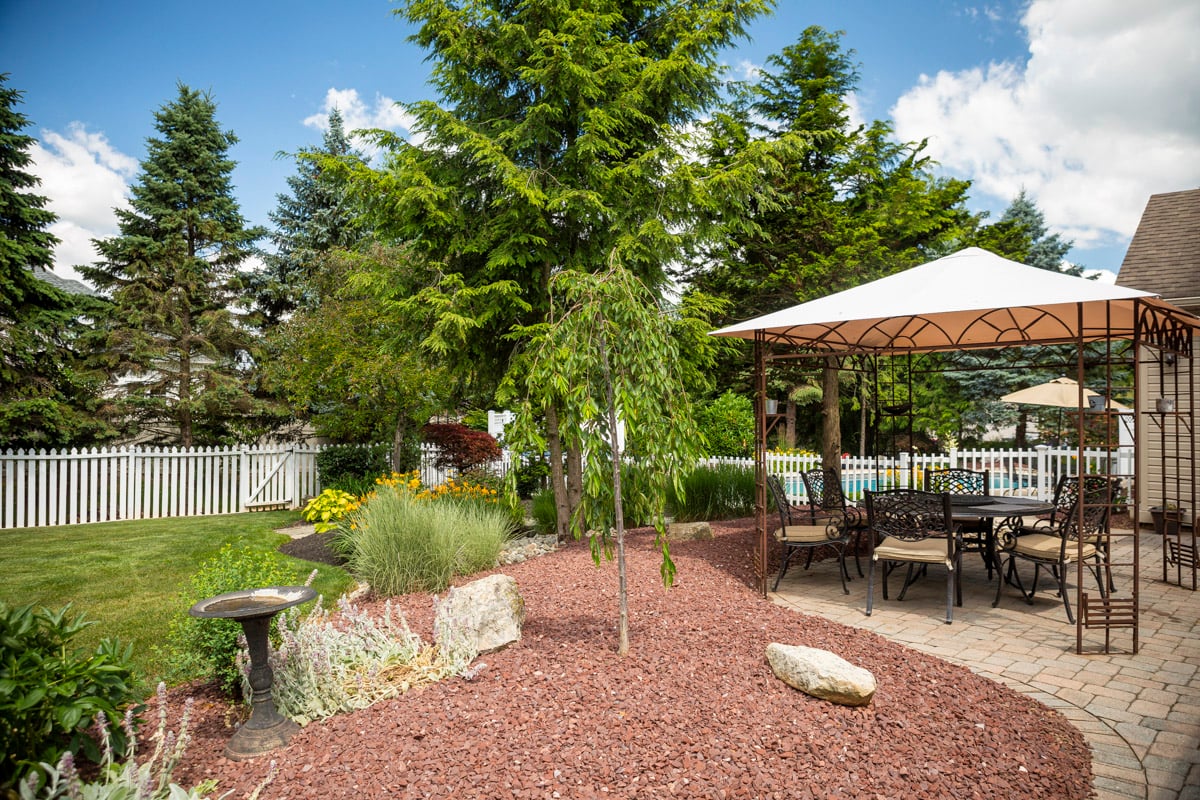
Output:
[784, 394, 797, 450]
[545, 404, 571, 539]
[821, 357, 841, 471]
[178, 307, 193, 448]
[1015, 408, 1028, 448]
[597, 323, 629, 655]
[859, 372, 869, 458]
[391, 413, 407, 471]
[566, 444, 583, 522]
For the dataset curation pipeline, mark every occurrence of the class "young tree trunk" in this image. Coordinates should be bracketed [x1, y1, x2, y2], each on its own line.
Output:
[821, 357, 841, 471]
[1015, 408, 1029, 448]
[391, 413, 408, 471]
[597, 324, 629, 655]
[545, 404, 571, 539]
[859, 371, 869, 458]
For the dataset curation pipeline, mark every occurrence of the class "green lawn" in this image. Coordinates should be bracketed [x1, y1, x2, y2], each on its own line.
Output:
[0, 510, 355, 690]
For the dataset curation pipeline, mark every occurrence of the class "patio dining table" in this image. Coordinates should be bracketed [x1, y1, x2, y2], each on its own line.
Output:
[953, 495, 1056, 577]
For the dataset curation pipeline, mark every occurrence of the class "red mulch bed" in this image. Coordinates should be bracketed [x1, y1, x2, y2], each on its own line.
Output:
[161, 519, 1092, 799]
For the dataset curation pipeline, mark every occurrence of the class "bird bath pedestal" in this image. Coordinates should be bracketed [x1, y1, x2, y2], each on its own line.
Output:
[189, 586, 316, 760]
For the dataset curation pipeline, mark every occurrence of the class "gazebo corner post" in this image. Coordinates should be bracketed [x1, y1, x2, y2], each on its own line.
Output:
[754, 331, 769, 598]
[1074, 307, 1086, 655]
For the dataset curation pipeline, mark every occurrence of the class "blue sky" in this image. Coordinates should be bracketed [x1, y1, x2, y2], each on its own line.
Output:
[4, 0, 1198, 286]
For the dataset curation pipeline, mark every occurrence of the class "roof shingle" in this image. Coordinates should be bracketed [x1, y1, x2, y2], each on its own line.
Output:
[1117, 188, 1200, 309]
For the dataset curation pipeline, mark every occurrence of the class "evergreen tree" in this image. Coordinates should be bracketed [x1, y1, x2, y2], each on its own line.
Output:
[1000, 188, 1079, 275]
[252, 108, 364, 326]
[0, 74, 111, 448]
[344, 0, 774, 538]
[688, 27, 976, 462]
[80, 84, 271, 447]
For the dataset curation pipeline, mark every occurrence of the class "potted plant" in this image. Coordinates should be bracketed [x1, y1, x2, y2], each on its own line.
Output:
[1150, 503, 1189, 538]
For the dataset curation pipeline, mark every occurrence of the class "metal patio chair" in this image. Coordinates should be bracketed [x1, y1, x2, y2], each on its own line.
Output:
[865, 489, 962, 624]
[766, 474, 851, 594]
[801, 467, 869, 577]
[924, 467, 993, 577]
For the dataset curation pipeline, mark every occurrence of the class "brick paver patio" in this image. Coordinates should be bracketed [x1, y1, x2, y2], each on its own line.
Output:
[770, 530, 1200, 799]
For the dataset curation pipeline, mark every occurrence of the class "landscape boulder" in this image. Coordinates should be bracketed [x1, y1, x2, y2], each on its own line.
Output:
[765, 642, 876, 706]
[667, 521, 712, 541]
[434, 574, 525, 655]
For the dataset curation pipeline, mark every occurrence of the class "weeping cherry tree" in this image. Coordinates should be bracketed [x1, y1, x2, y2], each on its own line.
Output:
[504, 259, 703, 655]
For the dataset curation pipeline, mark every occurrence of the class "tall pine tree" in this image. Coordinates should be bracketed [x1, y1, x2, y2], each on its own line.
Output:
[81, 84, 270, 447]
[1000, 188, 1080, 275]
[0, 74, 111, 448]
[688, 28, 976, 461]
[252, 108, 364, 327]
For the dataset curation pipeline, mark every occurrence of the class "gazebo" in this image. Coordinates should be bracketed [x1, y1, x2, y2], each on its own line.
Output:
[711, 247, 1200, 654]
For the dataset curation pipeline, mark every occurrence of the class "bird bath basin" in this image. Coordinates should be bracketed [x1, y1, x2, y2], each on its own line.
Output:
[190, 586, 316, 760]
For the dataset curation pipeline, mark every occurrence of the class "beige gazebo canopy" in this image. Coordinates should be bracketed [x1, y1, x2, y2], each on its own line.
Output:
[712, 247, 1197, 353]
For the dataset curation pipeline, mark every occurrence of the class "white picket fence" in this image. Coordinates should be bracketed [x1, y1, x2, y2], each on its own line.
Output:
[703, 444, 1134, 504]
[1, 442, 1130, 530]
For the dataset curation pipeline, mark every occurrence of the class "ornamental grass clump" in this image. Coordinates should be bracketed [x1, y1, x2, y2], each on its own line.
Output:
[335, 482, 515, 595]
[253, 595, 477, 725]
[669, 462, 756, 522]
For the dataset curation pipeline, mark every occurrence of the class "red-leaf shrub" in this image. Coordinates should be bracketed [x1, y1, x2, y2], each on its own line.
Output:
[422, 422, 502, 472]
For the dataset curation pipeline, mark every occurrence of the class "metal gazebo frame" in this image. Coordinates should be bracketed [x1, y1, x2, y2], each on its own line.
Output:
[712, 248, 1200, 654]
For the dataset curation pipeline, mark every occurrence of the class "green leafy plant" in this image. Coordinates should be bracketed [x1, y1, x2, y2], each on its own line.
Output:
[335, 484, 514, 595]
[511, 457, 550, 499]
[695, 391, 755, 458]
[18, 683, 275, 800]
[255, 595, 477, 725]
[669, 463, 756, 522]
[0, 602, 140, 793]
[315, 443, 389, 489]
[301, 488, 361, 533]
[163, 546, 296, 697]
[531, 487, 558, 536]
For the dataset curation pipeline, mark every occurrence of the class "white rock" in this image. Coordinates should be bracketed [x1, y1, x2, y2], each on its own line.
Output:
[765, 643, 877, 707]
[667, 521, 712, 541]
[434, 574, 525, 654]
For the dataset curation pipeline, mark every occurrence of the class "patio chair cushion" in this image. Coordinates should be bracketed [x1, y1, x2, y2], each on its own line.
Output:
[872, 536, 953, 567]
[774, 525, 834, 544]
[1012, 533, 1097, 562]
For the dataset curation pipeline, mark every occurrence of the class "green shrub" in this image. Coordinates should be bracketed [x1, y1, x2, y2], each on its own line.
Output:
[531, 487, 558, 535]
[315, 443, 389, 489]
[336, 484, 515, 595]
[163, 546, 296, 697]
[695, 391, 755, 458]
[669, 462, 755, 522]
[0, 603, 139, 793]
[512, 458, 549, 499]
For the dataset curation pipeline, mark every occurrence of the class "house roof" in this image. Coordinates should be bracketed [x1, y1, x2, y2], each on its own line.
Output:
[31, 266, 98, 297]
[711, 247, 1200, 355]
[1117, 188, 1200, 310]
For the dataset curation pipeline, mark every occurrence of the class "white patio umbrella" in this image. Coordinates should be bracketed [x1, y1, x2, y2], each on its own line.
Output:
[1000, 377, 1129, 411]
[1001, 377, 1129, 444]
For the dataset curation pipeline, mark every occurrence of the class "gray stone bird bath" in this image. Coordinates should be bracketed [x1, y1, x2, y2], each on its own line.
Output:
[189, 585, 316, 760]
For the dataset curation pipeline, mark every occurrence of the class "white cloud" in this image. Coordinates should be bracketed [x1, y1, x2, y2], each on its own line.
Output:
[304, 87, 421, 157]
[892, 0, 1200, 254]
[30, 124, 137, 283]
